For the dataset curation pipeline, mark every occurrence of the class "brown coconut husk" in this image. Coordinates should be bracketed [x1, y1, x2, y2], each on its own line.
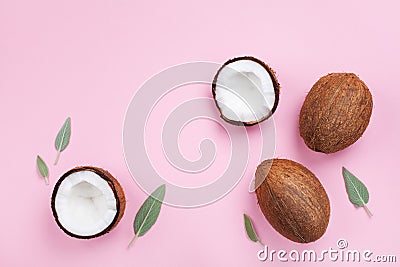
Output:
[299, 73, 373, 153]
[255, 159, 330, 243]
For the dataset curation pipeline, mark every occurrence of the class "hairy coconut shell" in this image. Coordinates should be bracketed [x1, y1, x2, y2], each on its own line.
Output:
[51, 166, 126, 239]
[255, 159, 330, 243]
[212, 56, 280, 126]
[299, 73, 373, 153]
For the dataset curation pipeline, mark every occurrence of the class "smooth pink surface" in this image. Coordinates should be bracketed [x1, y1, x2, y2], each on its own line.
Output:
[1, 0, 399, 266]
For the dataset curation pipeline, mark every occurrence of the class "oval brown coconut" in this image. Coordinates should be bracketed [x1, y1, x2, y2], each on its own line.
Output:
[51, 166, 126, 239]
[255, 159, 330, 243]
[212, 56, 280, 126]
[299, 73, 373, 154]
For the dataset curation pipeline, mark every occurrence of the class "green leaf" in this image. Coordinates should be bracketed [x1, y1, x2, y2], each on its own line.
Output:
[54, 117, 71, 165]
[342, 167, 373, 216]
[244, 214, 259, 243]
[36, 155, 49, 185]
[128, 184, 166, 248]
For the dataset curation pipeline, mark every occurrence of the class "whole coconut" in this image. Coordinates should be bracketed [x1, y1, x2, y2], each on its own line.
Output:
[299, 73, 373, 154]
[255, 159, 330, 243]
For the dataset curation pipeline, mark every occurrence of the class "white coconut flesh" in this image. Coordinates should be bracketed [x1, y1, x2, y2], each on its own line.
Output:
[54, 170, 117, 237]
[214, 59, 276, 123]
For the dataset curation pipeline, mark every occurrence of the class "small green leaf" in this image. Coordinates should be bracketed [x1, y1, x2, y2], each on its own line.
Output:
[244, 214, 259, 242]
[243, 214, 264, 248]
[54, 117, 71, 165]
[128, 184, 166, 249]
[342, 167, 373, 217]
[36, 155, 49, 185]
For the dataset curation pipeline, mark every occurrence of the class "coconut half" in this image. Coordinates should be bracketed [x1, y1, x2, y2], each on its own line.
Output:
[212, 56, 280, 126]
[51, 166, 126, 239]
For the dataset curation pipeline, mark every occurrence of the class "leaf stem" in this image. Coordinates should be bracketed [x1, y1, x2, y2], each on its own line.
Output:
[44, 177, 49, 185]
[54, 151, 61, 165]
[127, 234, 138, 249]
[257, 240, 265, 249]
[363, 205, 373, 217]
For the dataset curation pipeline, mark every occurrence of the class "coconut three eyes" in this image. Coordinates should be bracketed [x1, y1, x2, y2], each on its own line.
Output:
[212, 56, 280, 126]
[255, 159, 330, 243]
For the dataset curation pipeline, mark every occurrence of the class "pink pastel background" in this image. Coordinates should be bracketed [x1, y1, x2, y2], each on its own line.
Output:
[1, 0, 399, 266]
